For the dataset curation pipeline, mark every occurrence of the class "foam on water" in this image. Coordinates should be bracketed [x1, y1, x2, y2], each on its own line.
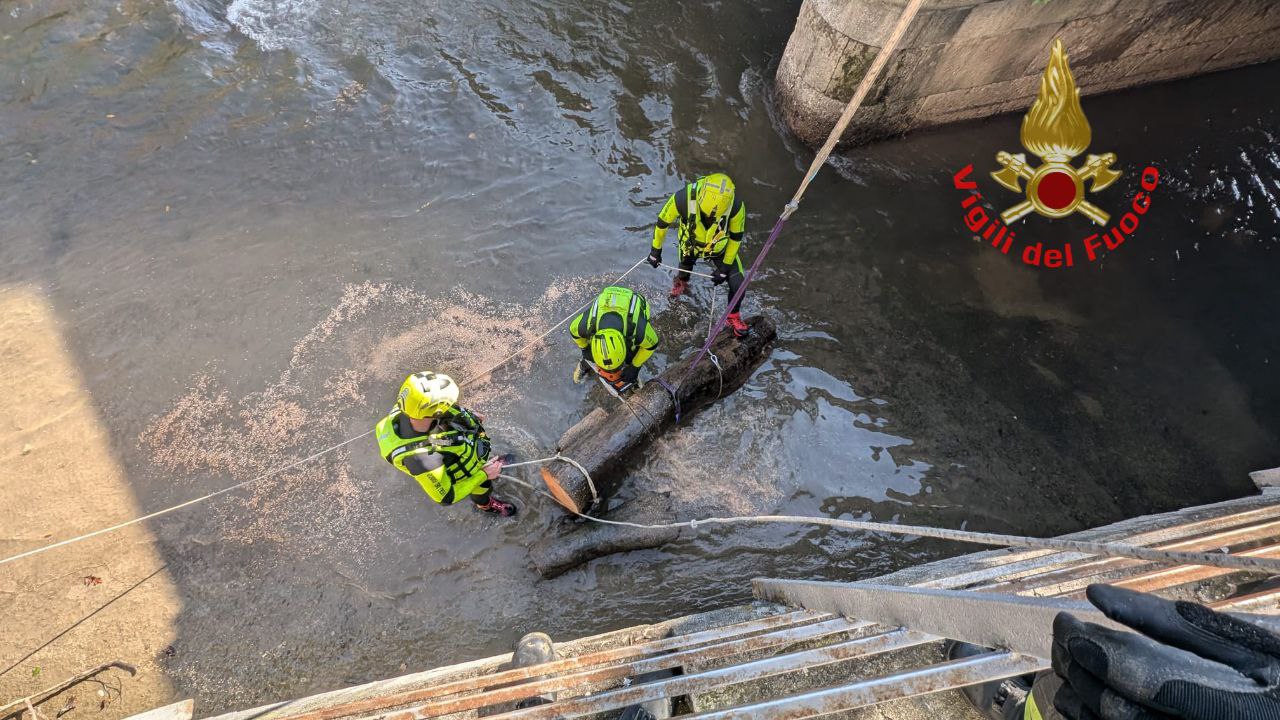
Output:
[138, 275, 606, 561]
[224, 0, 319, 53]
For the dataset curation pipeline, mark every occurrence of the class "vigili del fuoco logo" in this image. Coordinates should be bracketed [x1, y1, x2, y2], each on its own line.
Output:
[952, 39, 1160, 268]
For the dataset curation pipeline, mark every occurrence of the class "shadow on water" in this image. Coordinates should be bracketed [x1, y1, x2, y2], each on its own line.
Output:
[0, 0, 1277, 712]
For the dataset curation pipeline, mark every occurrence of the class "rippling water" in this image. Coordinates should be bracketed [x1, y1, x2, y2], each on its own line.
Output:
[2, 0, 1278, 711]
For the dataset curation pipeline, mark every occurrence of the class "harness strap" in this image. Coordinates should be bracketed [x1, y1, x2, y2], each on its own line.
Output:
[656, 378, 681, 424]
[682, 180, 729, 257]
[626, 293, 646, 350]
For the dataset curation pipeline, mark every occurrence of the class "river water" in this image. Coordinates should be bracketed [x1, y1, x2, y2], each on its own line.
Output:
[3, 0, 1278, 712]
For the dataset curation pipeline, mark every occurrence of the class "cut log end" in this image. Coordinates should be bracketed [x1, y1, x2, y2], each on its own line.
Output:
[540, 466, 581, 513]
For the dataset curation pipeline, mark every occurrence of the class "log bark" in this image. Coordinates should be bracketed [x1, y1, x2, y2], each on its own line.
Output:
[529, 492, 681, 579]
[539, 314, 777, 513]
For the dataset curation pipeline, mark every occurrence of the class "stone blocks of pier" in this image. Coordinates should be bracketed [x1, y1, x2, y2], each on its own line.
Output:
[775, 0, 1280, 146]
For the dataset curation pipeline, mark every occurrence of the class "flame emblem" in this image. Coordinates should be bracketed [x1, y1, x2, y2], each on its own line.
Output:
[992, 39, 1120, 224]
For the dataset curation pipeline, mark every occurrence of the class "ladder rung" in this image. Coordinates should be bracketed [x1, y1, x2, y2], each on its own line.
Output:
[404, 629, 934, 720]
[679, 652, 1047, 719]
[276, 610, 826, 720]
[404, 617, 871, 718]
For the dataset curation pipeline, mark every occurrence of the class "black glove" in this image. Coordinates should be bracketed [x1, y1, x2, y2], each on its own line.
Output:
[647, 248, 662, 268]
[1050, 584, 1280, 720]
[620, 364, 640, 384]
[711, 262, 730, 285]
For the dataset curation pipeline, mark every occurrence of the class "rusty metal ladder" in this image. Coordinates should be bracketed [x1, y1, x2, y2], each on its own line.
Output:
[208, 496, 1280, 720]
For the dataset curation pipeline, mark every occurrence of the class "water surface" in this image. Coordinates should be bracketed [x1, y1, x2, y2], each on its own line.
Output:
[2, 0, 1278, 711]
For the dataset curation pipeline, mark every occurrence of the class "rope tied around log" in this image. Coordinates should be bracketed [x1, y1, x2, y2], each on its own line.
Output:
[655, 378, 681, 423]
[504, 454, 599, 504]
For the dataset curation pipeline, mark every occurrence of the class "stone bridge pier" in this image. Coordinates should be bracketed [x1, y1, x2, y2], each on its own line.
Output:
[775, 0, 1280, 146]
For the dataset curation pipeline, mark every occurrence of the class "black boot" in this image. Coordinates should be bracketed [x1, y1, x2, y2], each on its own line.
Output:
[513, 632, 557, 708]
[945, 641, 1032, 720]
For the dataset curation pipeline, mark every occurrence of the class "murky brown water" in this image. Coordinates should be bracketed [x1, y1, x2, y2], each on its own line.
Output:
[2, 0, 1279, 712]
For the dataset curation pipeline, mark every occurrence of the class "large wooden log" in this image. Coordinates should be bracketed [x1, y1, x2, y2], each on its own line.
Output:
[539, 315, 777, 513]
[529, 491, 680, 578]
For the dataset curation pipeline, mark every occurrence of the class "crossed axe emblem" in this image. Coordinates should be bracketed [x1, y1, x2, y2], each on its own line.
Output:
[992, 151, 1121, 225]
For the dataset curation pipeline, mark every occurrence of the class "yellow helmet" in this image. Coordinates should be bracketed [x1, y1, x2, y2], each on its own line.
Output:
[591, 329, 628, 372]
[396, 371, 459, 419]
[695, 173, 735, 219]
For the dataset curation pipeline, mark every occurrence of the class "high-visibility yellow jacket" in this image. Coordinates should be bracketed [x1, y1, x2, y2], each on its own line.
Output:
[652, 181, 746, 263]
[569, 286, 660, 369]
[375, 405, 490, 504]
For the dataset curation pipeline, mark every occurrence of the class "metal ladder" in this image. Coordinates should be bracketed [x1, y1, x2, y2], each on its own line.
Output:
[202, 495, 1280, 720]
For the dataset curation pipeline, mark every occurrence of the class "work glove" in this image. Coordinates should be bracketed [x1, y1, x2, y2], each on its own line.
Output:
[572, 359, 591, 384]
[1050, 583, 1280, 720]
[711, 262, 730, 285]
[647, 248, 662, 268]
[621, 364, 640, 384]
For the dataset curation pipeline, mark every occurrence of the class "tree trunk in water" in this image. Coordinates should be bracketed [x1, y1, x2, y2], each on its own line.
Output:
[539, 314, 777, 513]
[530, 491, 680, 578]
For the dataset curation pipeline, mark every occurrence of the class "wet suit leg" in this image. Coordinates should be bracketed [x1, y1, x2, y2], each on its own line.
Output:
[468, 480, 494, 506]
[719, 254, 745, 313]
[676, 251, 696, 282]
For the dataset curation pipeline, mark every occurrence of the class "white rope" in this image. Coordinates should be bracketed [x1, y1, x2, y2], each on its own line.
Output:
[501, 456, 561, 469]
[499, 471, 1280, 574]
[0, 432, 371, 568]
[706, 288, 724, 399]
[786, 0, 927, 211]
[707, 352, 724, 400]
[504, 454, 598, 503]
[658, 262, 716, 279]
[551, 454, 598, 504]
[0, 259, 651, 568]
[461, 258, 647, 388]
[706, 287, 718, 343]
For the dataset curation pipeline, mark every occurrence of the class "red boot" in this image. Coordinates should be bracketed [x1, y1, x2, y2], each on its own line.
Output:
[726, 312, 749, 338]
[669, 278, 689, 297]
[475, 497, 518, 517]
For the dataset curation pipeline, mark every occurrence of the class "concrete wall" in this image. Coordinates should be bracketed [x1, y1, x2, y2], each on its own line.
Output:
[775, 0, 1280, 146]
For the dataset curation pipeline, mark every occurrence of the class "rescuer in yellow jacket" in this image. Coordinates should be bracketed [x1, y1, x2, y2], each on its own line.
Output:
[647, 172, 750, 337]
[568, 286, 660, 394]
[375, 371, 517, 517]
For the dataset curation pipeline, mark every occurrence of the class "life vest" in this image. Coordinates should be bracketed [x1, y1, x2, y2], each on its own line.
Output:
[375, 406, 490, 504]
[677, 180, 734, 258]
[581, 286, 651, 363]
